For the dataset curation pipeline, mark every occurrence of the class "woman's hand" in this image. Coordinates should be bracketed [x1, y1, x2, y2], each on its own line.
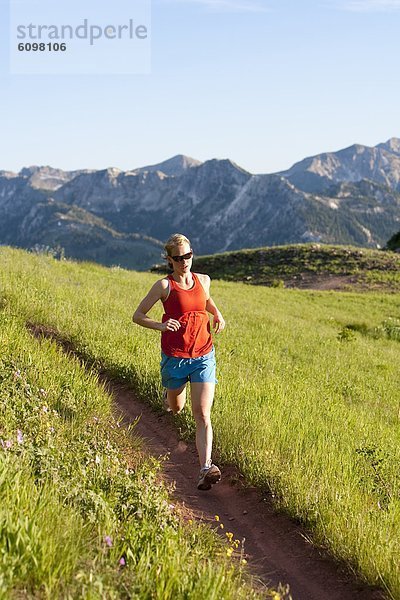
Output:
[160, 318, 181, 332]
[213, 312, 225, 334]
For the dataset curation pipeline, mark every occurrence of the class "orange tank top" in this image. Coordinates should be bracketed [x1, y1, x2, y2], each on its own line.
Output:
[161, 273, 213, 358]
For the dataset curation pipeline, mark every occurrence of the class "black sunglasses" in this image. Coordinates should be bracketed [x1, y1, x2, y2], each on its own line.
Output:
[170, 251, 193, 262]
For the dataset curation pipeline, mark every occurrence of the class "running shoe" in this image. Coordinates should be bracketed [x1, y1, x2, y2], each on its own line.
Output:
[197, 464, 221, 491]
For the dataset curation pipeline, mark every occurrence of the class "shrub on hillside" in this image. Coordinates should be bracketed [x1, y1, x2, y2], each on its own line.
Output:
[385, 231, 400, 252]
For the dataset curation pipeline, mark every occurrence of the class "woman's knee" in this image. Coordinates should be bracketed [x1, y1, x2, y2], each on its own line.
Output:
[192, 407, 212, 425]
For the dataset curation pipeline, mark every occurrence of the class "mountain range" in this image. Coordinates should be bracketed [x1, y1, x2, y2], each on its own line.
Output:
[1, 138, 400, 269]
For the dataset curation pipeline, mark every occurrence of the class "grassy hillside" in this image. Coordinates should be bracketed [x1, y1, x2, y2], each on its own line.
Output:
[1, 246, 400, 597]
[152, 243, 400, 292]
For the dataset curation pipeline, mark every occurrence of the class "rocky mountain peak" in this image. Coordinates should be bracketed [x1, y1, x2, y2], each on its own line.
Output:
[279, 140, 400, 193]
[19, 166, 46, 177]
[105, 167, 122, 176]
[376, 137, 400, 156]
[135, 154, 202, 177]
[16, 165, 93, 192]
[0, 170, 17, 179]
[198, 158, 250, 177]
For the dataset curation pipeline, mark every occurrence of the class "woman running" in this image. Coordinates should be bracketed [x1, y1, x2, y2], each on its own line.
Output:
[133, 233, 225, 490]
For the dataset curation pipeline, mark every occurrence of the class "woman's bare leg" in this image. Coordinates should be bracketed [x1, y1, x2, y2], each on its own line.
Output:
[190, 382, 215, 467]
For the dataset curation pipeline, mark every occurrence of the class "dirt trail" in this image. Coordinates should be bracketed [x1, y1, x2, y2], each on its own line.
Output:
[284, 274, 357, 291]
[104, 376, 384, 600]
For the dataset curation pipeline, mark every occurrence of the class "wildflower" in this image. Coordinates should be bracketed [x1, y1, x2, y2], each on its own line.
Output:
[1, 440, 13, 449]
[42, 405, 49, 413]
[168, 504, 175, 511]
[119, 557, 126, 566]
[241, 559, 247, 565]
[39, 388, 47, 397]
[188, 519, 193, 525]
[93, 416, 99, 422]
[14, 370, 21, 379]
[226, 547, 233, 557]
[214, 515, 220, 522]
[95, 455, 101, 464]
[219, 523, 224, 529]
[16, 430, 24, 445]
[104, 535, 113, 547]
[226, 532, 233, 541]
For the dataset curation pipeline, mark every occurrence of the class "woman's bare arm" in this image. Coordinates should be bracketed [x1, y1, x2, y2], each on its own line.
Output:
[197, 273, 226, 334]
[206, 296, 226, 334]
[132, 279, 181, 332]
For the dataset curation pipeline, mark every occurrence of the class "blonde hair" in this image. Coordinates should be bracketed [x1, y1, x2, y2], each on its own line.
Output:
[164, 233, 191, 257]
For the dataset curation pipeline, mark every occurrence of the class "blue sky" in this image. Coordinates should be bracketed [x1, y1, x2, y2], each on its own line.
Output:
[0, 0, 399, 174]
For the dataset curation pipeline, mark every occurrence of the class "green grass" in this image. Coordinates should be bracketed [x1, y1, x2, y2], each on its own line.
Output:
[151, 243, 400, 292]
[1, 246, 400, 597]
[0, 259, 266, 599]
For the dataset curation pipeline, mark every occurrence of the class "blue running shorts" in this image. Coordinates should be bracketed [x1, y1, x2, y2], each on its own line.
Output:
[160, 347, 217, 389]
